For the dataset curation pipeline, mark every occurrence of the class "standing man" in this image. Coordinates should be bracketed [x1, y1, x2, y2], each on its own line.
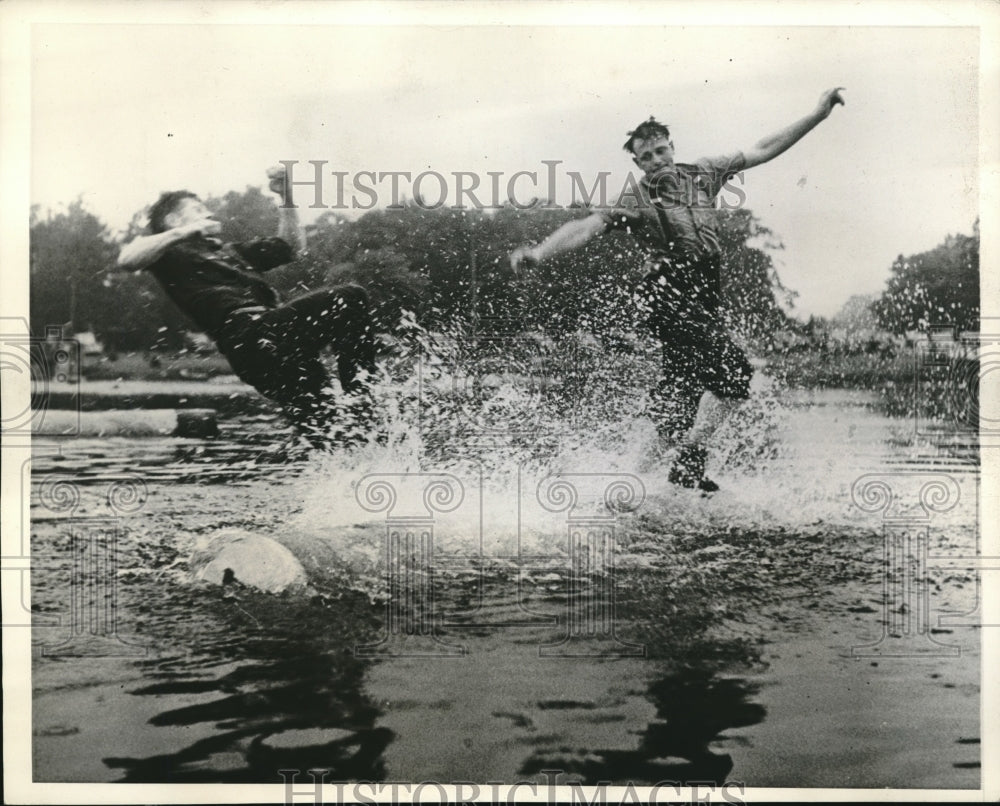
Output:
[511, 88, 845, 491]
[118, 166, 376, 445]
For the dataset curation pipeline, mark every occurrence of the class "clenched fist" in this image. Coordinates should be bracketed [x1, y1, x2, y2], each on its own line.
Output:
[266, 165, 288, 197]
[816, 87, 846, 119]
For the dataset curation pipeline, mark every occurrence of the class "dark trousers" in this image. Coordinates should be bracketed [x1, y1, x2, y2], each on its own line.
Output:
[649, 323, 753, 442]
[215, 285, 376, 432]
[635, 256, 753, 443]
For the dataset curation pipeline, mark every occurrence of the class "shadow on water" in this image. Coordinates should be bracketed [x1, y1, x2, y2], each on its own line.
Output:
[510, 509, 889, 785]
[103, 592, 392, 783]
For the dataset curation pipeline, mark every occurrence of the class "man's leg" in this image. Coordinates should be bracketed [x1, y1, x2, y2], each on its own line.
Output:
[216, 310, 355, 445]
[651, 339, 705, 448]
[669, 327, 754, 490]
[273, 359, 343, 444]
[651, 344, 719, 491]
[685, 393, 742, 447]
[259, 284, 376, 393]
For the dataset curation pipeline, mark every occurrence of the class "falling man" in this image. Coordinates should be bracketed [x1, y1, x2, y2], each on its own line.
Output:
[118, 166, 376, 446]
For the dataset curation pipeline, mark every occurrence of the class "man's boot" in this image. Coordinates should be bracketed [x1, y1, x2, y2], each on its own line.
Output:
[668, 444, 719, 493]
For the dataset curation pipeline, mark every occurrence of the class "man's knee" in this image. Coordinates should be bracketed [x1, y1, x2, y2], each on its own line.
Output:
[334, 283, 370, 311]
[713, 368, 752, 401]
[655, 405, 700, 443]
[651, 377, 702, 440]
[703, 336, 753, 400]
[717, 357, 753, 400]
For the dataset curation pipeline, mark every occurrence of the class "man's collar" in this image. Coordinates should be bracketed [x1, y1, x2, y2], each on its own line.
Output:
[641, 164, 679, 189]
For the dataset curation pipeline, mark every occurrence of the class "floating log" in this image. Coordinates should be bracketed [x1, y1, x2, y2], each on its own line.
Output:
[32, 408, 218, 438]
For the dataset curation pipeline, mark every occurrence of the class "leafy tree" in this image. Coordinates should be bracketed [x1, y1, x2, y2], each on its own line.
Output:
[30, 200, 193, 351]
[30, 200, 118, 338]
[306, 202, 794, 344]
[32, 186, 802, 353]
[325, 247, 430, 330]
[99, 270, 193, 351]
[203, 186, 322, 296]
[296, 207, 434, 328]
[873, 221, 979, 334]
[204, 186, 279, 244]
[482, 205, 792, 345]
[716, 208, 795, 346]
[831, 294, 879, 332]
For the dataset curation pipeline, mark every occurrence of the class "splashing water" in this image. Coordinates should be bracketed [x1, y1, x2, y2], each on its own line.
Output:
[271, 310, 963, 601]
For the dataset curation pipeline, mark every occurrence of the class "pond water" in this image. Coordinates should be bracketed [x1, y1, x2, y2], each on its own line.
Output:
[28, 390, 981, 789]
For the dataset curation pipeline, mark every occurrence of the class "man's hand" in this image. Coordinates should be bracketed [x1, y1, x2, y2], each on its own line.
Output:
[510, 245, 541, 273]
[743, 88, 847, 168]
[267, 164, 289, 197]
[269, 164, 304, 251]
[816, 87, 846, 120]
[177, 219, 222, 239]
[268, 164, 297, 210]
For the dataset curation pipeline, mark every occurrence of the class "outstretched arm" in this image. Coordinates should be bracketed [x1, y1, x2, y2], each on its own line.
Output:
[742, 88, 845, 170]
[510, 213, 607, 271]
[268, 165, 305, 255]
[117, 219, 220, 271]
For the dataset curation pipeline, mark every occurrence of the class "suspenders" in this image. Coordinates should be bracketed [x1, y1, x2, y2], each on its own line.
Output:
[645, 165, 718, 258]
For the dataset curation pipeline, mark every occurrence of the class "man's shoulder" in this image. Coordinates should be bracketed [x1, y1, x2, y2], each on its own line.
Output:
[594, 201, 645, 230]
[231, 236, 294, 269]
[685, 151, 746, 174]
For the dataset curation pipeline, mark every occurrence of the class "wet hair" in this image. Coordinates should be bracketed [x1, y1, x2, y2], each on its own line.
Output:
[148, 190, 199, 233]
[623, 117, 671, 154]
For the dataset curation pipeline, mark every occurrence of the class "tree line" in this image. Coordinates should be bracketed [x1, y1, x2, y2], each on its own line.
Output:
[871, 220, 979, 334]
[29, 188, 979, 354]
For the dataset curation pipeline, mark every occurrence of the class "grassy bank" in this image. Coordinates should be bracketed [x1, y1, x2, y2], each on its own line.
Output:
[769, 347, 976, 423]
[770, 350, 913, 391]
[72, 343, 975, 429]
[81, 351, 234, 382]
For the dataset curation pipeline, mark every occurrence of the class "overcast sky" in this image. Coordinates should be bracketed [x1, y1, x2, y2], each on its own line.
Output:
[30, 21, 980, 319]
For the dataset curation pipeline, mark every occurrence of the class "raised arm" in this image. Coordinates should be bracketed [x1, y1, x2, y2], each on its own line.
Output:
[117, 220, 220, 271]
[268, 165, 305, 255]
[510, 213, 607, 271]
[741, 88, 845, 170]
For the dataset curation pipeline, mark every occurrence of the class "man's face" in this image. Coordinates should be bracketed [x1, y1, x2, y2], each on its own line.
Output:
[165, 197, 216, 230]
[631, 135, 675, 176]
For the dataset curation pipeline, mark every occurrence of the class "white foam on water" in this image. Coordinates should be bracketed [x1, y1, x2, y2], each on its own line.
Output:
[285, 333, 978, 594]
[190, 528, 308, 593]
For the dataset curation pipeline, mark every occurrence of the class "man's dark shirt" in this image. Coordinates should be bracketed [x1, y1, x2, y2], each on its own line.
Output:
[147, 235, 293, 337]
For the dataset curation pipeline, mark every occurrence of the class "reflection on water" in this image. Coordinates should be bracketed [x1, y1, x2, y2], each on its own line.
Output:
[521, 671, 765, 784]
[103, 593, 389, 783]
[29, 397, 980, 786]
[88, 562, 769, 785]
